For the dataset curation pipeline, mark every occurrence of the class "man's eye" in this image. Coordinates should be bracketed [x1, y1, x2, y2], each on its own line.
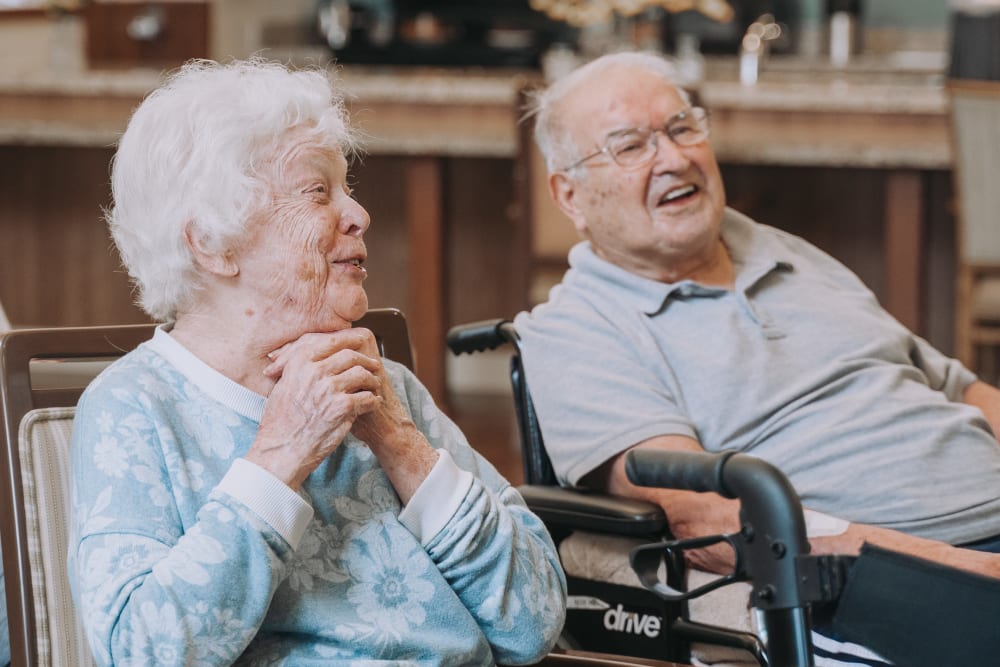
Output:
[611, 136, 646, 156]
[669, 123, 696, 137]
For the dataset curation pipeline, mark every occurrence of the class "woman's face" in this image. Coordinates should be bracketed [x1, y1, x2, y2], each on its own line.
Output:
[235, 137, 370, 342]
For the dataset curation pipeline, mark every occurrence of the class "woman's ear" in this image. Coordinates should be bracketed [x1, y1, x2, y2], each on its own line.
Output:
[183, 223, 239, 277]
[549, 171, 589, 235]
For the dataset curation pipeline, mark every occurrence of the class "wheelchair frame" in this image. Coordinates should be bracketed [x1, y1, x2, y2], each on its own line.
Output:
[447, 318, 855, 667]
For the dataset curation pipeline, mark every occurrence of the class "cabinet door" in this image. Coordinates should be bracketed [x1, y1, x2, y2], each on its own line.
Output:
[84, 1, 208, 69]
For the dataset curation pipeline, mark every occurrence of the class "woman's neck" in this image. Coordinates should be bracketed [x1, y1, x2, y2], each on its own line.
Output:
[169, 311, 277, 396]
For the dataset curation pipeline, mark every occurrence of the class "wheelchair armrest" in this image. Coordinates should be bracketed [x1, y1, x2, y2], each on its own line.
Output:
[518, 484, 668, 537]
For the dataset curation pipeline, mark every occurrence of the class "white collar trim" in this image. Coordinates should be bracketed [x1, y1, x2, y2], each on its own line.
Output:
[148, 326, 266, 422]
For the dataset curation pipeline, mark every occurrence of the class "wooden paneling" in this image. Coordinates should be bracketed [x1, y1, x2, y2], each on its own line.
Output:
[351, 155, 523, 404]
[0, 147, 520, 345]
[0, 145, 150, 327]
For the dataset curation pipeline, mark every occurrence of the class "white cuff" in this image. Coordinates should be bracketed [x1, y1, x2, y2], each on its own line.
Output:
[216, 458, 314, 550]
[803, 508, 850, 537]
[398, 449, 474, 545]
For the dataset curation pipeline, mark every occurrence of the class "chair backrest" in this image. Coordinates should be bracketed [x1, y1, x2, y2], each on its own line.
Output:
[0, 323, 157, 667]
[0, 308, 412, 667]
[355, 307, 415, 371]
[948, 79, 1000, 265]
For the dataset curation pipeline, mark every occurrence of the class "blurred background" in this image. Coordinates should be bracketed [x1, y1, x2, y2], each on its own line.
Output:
[1, 0, 998, 479]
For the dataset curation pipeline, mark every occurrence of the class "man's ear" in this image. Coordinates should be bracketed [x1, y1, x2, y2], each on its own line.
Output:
[549, 172, 588, 235]
[184, 223, 239, 277]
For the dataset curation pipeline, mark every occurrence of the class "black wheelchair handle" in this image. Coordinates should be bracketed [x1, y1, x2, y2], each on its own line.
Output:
[626, 450, 810, 609]
[446, 318, 518, 355]
[626, 449, 739, 497]
[627, 449, 817, 665]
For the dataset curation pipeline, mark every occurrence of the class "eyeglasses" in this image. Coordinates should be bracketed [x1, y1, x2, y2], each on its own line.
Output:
[561, 107, 710, 173]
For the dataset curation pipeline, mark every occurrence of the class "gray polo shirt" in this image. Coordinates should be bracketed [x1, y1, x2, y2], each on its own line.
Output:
[515, 208, 1000, 545]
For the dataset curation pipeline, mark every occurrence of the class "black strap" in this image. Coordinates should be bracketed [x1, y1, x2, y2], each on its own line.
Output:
[832, 543, 1000, 667]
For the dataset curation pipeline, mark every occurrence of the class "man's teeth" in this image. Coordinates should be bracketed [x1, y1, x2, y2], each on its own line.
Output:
[663, 185, 696, 202]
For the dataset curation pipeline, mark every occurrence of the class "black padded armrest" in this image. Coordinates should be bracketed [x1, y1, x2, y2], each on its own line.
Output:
[518, 484, 668, 537]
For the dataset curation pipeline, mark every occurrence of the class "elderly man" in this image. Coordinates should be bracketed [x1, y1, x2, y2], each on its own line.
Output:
[67, 58, 565, 666]
[514, 50, 1000, 658]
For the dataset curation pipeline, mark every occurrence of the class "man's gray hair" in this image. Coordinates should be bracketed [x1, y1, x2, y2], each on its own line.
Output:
[527, 51, 690, 173]
[106, 57, 359, 321]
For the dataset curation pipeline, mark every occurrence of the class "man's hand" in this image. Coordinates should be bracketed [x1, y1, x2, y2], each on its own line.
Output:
[813, 523, 1000, 580]
[604, 437, 1000, 580]
[600, 435, 743, 573]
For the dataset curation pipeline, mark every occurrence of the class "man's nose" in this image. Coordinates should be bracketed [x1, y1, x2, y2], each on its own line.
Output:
[651, 131, 690, 172]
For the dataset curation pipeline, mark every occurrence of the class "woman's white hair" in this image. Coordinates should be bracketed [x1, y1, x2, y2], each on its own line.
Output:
[106, 57, 359, 321]
[528, 51, 690, 173]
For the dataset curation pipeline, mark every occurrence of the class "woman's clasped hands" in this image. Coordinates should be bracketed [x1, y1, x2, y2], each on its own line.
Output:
[248, 327, 401, 490]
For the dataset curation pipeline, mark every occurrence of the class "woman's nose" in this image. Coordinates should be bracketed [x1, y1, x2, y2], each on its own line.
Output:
[340, 197, 371, 237]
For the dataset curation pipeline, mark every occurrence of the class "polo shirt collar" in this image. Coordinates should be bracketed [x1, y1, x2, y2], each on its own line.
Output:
[722, 207, 796, 292]
[565, 207, 796, 315]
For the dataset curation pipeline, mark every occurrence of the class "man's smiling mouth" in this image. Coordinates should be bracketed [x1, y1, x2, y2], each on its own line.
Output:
[659, 184, 698, 205]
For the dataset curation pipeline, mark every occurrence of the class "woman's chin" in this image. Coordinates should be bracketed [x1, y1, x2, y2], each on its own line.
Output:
[336, 292, 370, 326]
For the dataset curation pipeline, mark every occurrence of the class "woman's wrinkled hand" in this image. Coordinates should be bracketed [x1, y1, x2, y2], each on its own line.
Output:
[245, 328, 384, 490]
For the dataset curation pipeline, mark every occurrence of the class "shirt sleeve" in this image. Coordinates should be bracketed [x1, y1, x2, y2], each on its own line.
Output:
[397, 449, 472, 544]
[389, 362, 567, 665]
[216, 458, 314, 548]
[516, 305, 697, 487]
[70, 376, 298, 667]
[908, 334, 978, 401]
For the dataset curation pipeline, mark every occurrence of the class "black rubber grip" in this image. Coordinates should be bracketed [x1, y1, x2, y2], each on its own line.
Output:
[446, 319, 509, 355]
[625, 449, 738, 498]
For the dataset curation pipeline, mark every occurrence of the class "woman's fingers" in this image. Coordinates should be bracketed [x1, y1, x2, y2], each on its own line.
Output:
[251, 328, 393, 488]
[264, 328, 381, 379]
[268, 328, 381, 365]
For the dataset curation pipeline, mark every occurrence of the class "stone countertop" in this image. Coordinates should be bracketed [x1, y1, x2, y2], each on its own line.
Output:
[0, 62, 952, 167]
[701, 77, 946, 115]
[0, 65, 525, 105]
[0, 63, 947, 103]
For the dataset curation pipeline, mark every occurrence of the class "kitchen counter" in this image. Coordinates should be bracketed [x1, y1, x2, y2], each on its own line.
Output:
[0, 62, 952, 167]
[0, 66, 526, 155]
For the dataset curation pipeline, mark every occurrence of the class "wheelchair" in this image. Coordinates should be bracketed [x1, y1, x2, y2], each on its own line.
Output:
[447, 318, 1000, 667]
[447, 319, 856, 667]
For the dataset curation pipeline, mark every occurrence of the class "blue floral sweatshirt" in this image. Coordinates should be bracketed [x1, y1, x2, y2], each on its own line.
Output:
[69, 329, 566, 666]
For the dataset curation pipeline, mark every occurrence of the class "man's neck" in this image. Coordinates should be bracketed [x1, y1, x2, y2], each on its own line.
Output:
[642, 238, 734, 288]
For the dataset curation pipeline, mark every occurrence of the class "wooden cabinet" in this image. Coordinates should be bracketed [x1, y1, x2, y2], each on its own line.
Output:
[84, 1, 208, 69]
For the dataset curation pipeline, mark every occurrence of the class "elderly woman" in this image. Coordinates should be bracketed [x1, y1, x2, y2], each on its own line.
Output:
[68, 59, 565, 666]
